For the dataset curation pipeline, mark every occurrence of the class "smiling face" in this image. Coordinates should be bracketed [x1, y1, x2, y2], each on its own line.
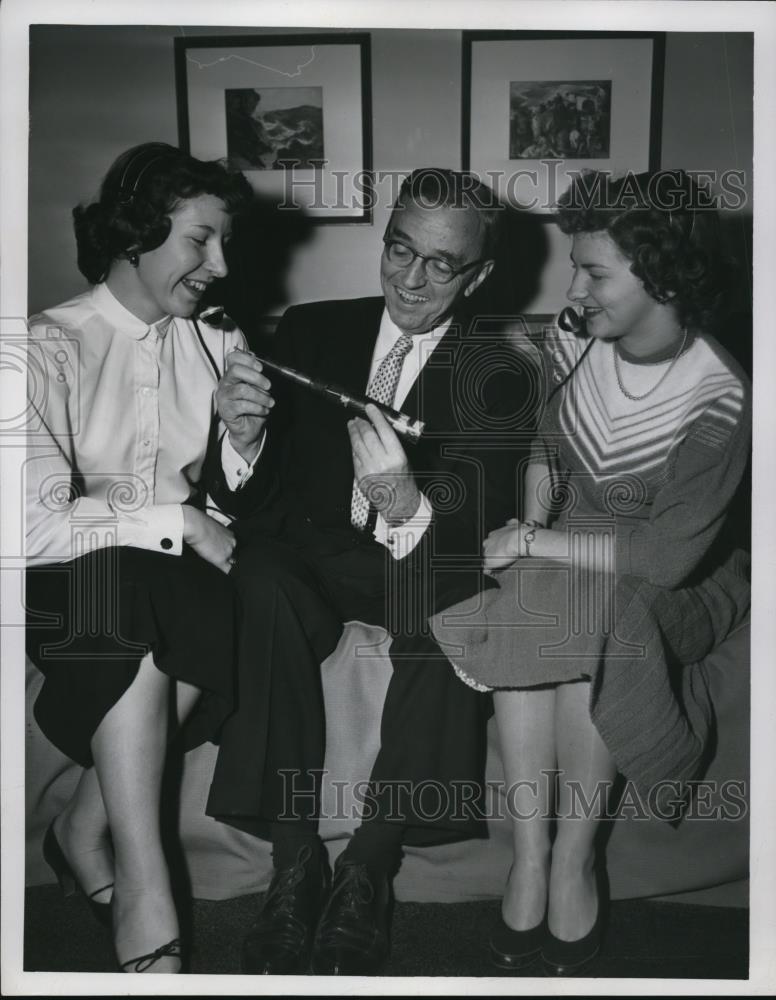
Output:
[566, 231, 678, 353]
[116, 194, 232, 323]
[380, 197, 493, 336]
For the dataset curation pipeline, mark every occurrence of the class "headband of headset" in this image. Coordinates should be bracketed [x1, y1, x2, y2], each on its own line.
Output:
[117, 143, 182, 206]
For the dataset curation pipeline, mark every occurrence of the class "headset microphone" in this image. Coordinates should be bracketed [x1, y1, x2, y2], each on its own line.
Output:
[557, 306, 584, 335]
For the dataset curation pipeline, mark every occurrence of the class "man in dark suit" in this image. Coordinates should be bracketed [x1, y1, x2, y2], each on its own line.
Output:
[205, 169, 532, 975]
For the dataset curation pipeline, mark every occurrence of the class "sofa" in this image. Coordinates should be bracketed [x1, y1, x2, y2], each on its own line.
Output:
[26, 616, 749, 904]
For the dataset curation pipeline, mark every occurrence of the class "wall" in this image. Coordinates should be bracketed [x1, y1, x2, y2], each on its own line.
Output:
[662, 32, 753, 284]
[529, 32, 754, 315]
[28, 27, 753, 318]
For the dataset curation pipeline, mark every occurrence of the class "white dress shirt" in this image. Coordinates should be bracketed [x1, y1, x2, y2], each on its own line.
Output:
[369, 309, 450, 556]
[26, 282, 246, 564]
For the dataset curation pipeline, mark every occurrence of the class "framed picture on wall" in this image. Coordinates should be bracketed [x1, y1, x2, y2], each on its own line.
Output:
[462, 31, 665, 217]
[175, 33, 373, 223]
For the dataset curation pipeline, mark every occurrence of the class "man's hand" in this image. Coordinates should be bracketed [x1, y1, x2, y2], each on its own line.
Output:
[349, 403, 421, 525]
[182, 505, 237, 574]
[482, 518, 521, 575]
[216, 349, 274, 462]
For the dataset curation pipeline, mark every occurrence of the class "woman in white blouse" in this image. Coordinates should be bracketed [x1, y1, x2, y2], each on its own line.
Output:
[26, 143, 260, 972]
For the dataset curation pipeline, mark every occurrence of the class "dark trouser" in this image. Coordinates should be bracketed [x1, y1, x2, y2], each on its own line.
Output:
[205, 530, 492, 846]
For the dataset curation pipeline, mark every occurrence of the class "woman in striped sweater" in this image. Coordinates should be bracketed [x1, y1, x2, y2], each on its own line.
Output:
[430, 169, 751, 975]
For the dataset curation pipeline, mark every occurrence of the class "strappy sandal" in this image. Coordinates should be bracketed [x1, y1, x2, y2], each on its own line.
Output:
[119, 937, 183, 973]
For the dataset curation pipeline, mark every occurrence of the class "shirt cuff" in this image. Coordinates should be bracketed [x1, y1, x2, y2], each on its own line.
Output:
[222, 430, 265, 491]
[376, 492, 434, 560]
[117, 503, 184, 555]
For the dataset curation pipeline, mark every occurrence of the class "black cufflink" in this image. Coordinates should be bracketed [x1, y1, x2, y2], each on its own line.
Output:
[160, 537, 173, 550]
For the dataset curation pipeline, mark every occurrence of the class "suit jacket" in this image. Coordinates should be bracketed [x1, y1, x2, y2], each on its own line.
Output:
[208, 297, 536, 586]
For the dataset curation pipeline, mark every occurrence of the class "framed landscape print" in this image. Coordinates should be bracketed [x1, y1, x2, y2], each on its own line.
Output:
[462, 31, 665, 217]
[175, 33, 373, 223]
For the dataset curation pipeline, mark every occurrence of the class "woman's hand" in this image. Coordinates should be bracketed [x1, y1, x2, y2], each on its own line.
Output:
[482, 520, 522, 575]
[216, 350, 274, 463]
[182, 506, 236, 575]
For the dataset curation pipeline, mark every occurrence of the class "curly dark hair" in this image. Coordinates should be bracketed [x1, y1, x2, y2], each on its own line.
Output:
[553, 169, 727, 330]
[73, 142, 254, 284]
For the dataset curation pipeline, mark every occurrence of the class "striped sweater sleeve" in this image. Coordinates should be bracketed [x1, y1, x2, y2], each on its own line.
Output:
[615, 385, 751, 588]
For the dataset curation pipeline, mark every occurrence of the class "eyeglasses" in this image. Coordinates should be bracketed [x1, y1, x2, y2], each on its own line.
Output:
[382, 238, 484, 285]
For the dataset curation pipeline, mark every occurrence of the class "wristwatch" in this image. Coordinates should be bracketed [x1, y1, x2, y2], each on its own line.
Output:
[521, 522, 539, 557]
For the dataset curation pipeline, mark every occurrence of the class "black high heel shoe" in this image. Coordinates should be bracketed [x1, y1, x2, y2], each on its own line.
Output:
[541, 867, 608, 977]
[489, 914, 547, 971]
[42, 820, 113, 929]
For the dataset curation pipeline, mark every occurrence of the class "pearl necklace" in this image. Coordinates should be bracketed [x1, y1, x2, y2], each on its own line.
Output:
[613, 329, 688, 401]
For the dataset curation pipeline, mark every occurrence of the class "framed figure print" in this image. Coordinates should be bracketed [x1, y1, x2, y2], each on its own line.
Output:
[462, 31, 665, 216]
[175, 33, 373, 223]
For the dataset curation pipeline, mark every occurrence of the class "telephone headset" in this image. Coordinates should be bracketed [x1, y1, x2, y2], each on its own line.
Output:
[545, 307, 594, 403]
[547, 195, 699, 402]
[116, 143, 180, 267]
[116, 143, 226, 383]
[117, 142, 180, 206]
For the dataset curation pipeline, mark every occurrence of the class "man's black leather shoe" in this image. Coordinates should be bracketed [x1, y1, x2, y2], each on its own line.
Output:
[311, 858, 391, 975]
[241, 844, 329, 975]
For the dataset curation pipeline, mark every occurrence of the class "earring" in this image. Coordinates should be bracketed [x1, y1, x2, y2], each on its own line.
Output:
[128, 252, 139, 268]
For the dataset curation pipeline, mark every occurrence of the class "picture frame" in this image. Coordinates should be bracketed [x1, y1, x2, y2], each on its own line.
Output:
[175, 33, 373, 224]
[462, 31, 665, 218]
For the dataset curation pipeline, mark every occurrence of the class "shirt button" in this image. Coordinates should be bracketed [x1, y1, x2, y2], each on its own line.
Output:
[552, 349, 565, 363]
[553, 371, 564, 383]
[143, 440, 151, 447]
[160, 537, 173, 550]
[141, 387, 153, 396]
[237, 468, 244, 477]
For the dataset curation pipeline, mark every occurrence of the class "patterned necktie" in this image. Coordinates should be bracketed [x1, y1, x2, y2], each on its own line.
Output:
[350, 332, 414, 530]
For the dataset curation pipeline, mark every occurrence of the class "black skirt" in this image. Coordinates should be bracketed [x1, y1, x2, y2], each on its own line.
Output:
[26, 545, 237, 767]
